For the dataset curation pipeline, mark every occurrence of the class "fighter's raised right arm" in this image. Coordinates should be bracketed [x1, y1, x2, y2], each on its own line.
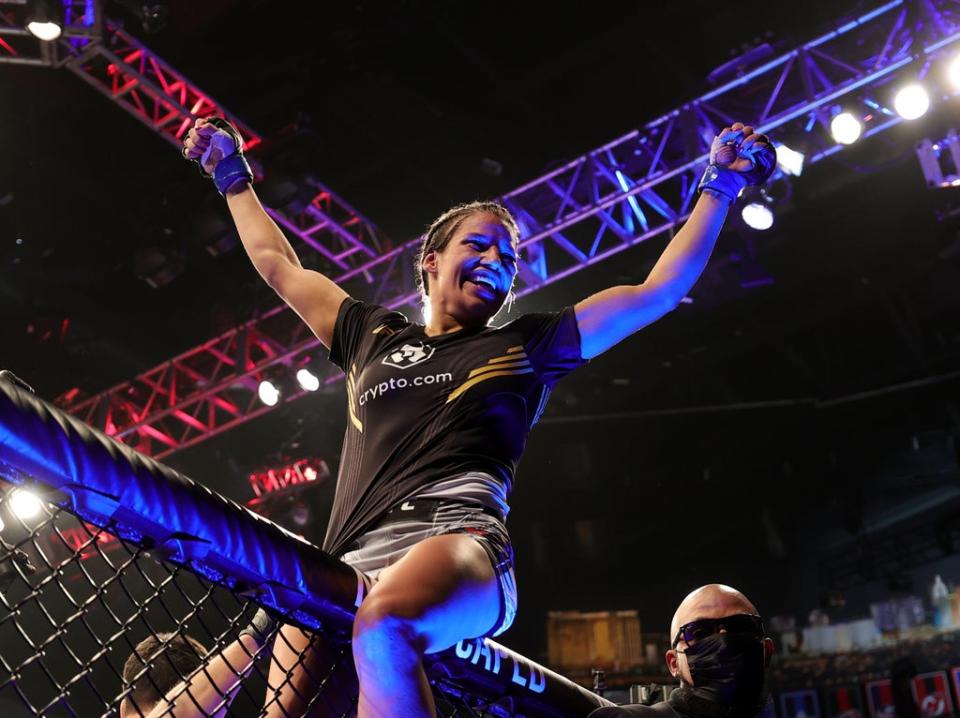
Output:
[225, 186, 348, 350]
[183, 119, 349, 350]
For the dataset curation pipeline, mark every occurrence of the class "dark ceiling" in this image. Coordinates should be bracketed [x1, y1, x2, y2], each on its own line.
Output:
[3, 0, 960, 653]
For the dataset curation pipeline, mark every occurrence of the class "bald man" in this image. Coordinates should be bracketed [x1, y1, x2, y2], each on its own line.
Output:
[589, 584, 774, 718]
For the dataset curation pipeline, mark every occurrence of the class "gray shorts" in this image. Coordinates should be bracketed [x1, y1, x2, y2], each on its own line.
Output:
[340, 500, 517, 638]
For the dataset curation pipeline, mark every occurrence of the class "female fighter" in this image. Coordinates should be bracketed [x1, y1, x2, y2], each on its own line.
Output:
[181, 118, 773, 718]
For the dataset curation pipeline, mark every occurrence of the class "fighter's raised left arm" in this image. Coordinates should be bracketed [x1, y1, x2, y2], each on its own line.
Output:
[574, 123, 774, 361]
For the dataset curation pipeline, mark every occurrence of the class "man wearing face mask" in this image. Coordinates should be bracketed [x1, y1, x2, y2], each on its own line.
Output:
[589, 584, 774, 718]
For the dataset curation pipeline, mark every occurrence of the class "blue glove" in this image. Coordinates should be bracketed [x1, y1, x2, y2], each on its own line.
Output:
[185, 118, 254, 197]
[698, 126, 776, 204]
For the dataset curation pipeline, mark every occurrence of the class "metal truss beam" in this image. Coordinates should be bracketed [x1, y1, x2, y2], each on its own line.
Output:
[0, 2, 392, 291]
[37, 0, 960, 457]
[0, 0, 99, 67]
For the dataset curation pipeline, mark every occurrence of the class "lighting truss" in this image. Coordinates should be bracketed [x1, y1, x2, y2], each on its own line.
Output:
[12, 0, 960, 457]
[62, 21, 392, 276]
[0, 0, 98, 66]
[0, 3, 392, 285]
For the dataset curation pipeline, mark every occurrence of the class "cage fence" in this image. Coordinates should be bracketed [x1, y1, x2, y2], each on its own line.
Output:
[0, 372, 612, 717]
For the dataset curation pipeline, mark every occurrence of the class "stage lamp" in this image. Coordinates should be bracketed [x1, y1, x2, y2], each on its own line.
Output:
[775, 143, 805, 176]
[9, 489, 43, 520]
[830, 112, 862, 145]
[894, 84, 930, 120]
[258, 379, 280, 407]
[742, 201, 774, 231]
[296, 368, 320, 392]
[26, 0, 62, 41]
[948, 54, 960, 92]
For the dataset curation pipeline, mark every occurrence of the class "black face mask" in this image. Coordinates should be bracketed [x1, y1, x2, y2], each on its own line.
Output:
[669, 633, 769, 718]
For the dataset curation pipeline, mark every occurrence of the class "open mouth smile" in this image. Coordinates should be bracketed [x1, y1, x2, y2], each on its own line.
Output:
[464, 273, 499, 296]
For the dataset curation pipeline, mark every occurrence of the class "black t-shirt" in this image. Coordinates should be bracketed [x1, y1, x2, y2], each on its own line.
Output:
[323, 297, 590, 556]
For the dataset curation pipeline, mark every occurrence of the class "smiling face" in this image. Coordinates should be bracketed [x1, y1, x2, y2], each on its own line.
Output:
[421, 210, 519, 328]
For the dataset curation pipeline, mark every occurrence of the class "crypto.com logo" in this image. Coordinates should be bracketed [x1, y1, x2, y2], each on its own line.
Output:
[381, 342, 435, 369]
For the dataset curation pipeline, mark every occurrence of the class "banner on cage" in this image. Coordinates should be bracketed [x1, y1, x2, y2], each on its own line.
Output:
[951, 668, 960, 710]
[912, 671, 952, 718]
[781, 689, 821, 718]
[825, 684, 865, 718]
[865, 679, 896, 718]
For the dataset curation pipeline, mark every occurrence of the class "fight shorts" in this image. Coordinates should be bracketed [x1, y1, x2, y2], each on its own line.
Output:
[340, 499, 517, 638]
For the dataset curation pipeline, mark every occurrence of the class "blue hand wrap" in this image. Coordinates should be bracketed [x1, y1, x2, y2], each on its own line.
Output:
[697, 164, 749, 204]
[737, 141, 777, 186]
[213, 152, 253, 196]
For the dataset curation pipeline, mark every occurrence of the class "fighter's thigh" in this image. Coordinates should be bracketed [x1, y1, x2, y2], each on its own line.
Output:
[360, 533, 500, 653]
[263, 622, 358, 718]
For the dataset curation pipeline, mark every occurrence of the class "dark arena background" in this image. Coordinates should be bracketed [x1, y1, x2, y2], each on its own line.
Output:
[2, 0, 960, 716]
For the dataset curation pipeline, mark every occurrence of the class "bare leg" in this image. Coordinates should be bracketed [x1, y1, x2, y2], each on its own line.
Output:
[351, 534, 501, 718]
[262, 622, 358, 718]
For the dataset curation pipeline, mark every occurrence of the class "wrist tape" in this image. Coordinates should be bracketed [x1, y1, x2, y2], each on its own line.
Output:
[697, 164, 748, 204]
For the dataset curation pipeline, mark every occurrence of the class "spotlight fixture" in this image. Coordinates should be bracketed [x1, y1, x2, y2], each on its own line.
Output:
[258, 379, 280, 407]
[774, 143, 805, 176]
[741, 201, 774, 231]
[894, 84, 930, 120]
[296, 368, 320, 392]
[140, 3, 169, 34]
[915, 130, 960, 189]
[948, 54, 960, 92]
[25, 0, 63, 41]
[830, 112, 862, 145]
[8, 489, 43, 520]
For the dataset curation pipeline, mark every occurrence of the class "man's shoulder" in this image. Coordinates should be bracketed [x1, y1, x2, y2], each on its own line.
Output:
[589, 700, 680, 717]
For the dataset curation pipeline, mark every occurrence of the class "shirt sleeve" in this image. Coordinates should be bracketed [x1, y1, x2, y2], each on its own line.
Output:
[517, 305, 590, 386]
[328, 298, 407, 372]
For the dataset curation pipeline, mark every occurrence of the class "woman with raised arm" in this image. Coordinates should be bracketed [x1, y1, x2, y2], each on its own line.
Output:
[181, 117, 774, 718]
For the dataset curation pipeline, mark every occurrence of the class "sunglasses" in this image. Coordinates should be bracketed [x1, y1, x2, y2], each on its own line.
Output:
[672, 613, 765, 648]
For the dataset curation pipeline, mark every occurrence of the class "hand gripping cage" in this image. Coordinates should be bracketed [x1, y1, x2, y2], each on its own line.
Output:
[0, 372, 614, 717]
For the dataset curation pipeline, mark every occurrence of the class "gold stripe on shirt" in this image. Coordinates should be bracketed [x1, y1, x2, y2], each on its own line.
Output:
[372, 323, 400, 336]
[447, 367, 535, 403]
[468, 359, 531, 378]
[489, 351, 528, 365]
[347, 367, 363, 432]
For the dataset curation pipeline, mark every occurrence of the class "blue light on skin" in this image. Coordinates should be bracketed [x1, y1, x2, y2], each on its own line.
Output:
[424, 215, 521, 333]
[463, 233, 518, 294]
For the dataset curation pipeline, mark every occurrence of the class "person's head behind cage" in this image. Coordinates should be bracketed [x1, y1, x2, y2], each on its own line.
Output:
[119, 632, 207, 717]
[666, 584, 774, 717]
[589, 583, 774, 718]
[414, 200, 521, 324]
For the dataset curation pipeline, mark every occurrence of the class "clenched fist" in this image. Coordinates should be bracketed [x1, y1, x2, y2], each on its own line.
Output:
[181, 117, 253, 196]
[182, 118, 240, 174]
[710, 122, 775, 185]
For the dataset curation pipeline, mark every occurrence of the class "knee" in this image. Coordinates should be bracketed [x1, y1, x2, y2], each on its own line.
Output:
[352, 593, 426, 658]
